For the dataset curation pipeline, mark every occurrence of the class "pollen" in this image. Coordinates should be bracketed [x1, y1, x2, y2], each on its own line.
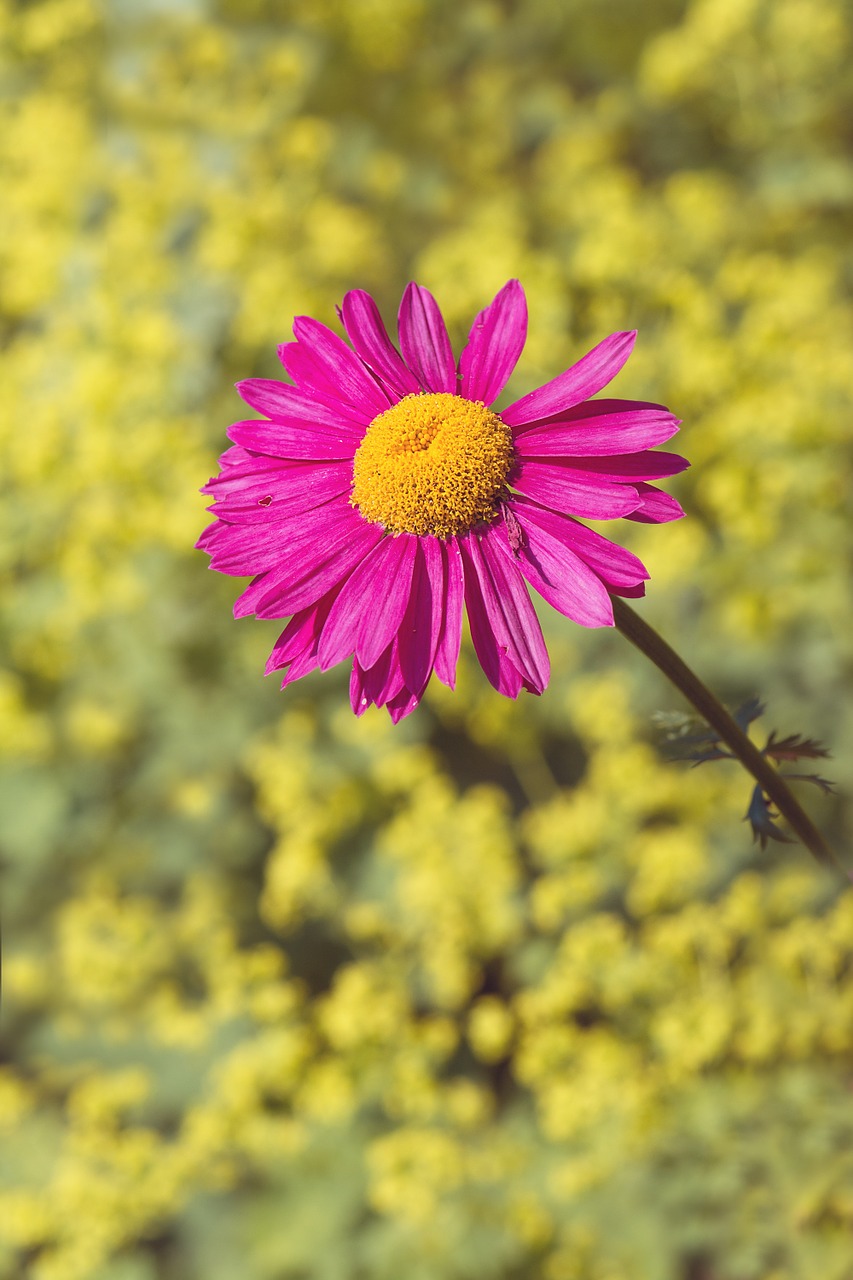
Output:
[351, 393, 514, 537]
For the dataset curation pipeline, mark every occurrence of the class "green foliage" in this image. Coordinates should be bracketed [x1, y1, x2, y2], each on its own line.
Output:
[1, 0, 852, 1276]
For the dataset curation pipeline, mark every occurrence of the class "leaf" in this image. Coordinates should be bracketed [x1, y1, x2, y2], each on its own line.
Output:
[763, 730, 831, 762]
[745, 785, 796, 849]
[687, 746, 734, 766]
[651, 709, 706, 738]
[781, 772, 837, 795]
[733, 696, 766, 732]
[656, 696, 764, 765]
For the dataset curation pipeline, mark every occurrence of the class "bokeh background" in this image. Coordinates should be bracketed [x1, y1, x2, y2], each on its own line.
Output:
[3, 0, 853, 1276]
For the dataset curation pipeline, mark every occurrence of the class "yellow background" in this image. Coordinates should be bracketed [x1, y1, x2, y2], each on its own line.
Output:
[2, 0, 852, 1277]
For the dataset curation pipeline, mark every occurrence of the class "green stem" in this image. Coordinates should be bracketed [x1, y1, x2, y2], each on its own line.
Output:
[611, 596, 843, 875]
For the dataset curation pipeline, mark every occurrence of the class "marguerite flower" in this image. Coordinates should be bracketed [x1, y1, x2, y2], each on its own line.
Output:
[198, 280, 687, 721]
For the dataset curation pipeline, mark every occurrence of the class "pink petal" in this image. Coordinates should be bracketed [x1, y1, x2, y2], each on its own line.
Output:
[512, 405, 680, 456]
[266, 597, 331, 672]
[195, 519, 224, 552]
[511, 459, 641, 519]
[202, 505, 339, 576]
[539, 449, 689, 482]
[281, 316, 391, 417]
[203, 454, 291, 499]
[398, 538, 445, 698]
[233, 508, 383, 618]
[206, 459, 352, 523]
[458, 279, 528, 405]
[386, 685, 421, 723]
[217, 444, 253, 468]
[460, 529, 549, 696]
[515, 395, 668, 424]
[502, 332, 637, 427]
[235, 379, 366, 433]
[367, 644, 406, 704]
[610, 582, 647, 599]
[462, 568, 524, 698]
[264, 586, 342, 686]
[350, 661, 369, 715]
[434, 539, 464, 689]
[227, 418, 360, 461]
[279, 647, 325, 687]
[474, 525, 551, 693]
[625, 483, 686, 524]
[509, 495, 648, 590]
[318, 534, 418, 670]
[398, 283, 456, 393]
[340, 289, 421, 399]
[502, 500, 615, 627]
[351, 640, 407, 712]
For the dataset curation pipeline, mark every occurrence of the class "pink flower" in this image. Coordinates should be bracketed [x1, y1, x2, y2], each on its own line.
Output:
[198, 280, 687, 721]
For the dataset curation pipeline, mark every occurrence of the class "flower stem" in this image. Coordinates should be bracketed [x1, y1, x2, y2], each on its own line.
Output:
[611, 596, 844, 875]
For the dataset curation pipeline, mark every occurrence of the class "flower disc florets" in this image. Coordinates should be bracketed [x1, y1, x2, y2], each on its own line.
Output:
[351, 392, 514, 537]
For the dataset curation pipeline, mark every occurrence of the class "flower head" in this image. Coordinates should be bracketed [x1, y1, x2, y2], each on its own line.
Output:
[198, 281, 688, 720]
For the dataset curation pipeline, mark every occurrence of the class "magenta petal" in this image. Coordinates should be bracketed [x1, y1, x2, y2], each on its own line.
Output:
[350, 661, 369, 715]
[275, 359, 387, 427]
[216, 444, 253, 469]
[232, 572, 279, 618]
[354, 640, 407, 709]
[458, 279, 528, 406]
[318, 534, 418, 671]
[195, 520, 224, 552]
[512, 406, 680, 456]
[266, 600, 326, 672]
[207, 460, 352, 523]
[513, 396, 667, 425]
[398, 538, 444, 698]
[398, 283, 456, 393]
[610, 581, 647, 599]
[282, 316, 391, 417]
[533, 450, 689, 483]
[355, 537, 417, 668]
[459, 533, 544, 697]
[509, 494, 648, 589]
[434, 539, 464, 689]
[467, 525, 550, 694]
[502, 500, 615, 627]
[461, 540, 524, 697]
[264, 585, 342, 686]
[507, 453, 686, 486]
[235, 379, 366, 433]
[279, 649, 323, 688]
[502, 332, 637, 427]
[233, 509, 383, 619]
[511, 459, 641, 519]
[625, 483, 686, 523]
[386, 685, 421, 723]
[203, 507, 337, 576]
[203, 453, 293, 500]
[341, 289, 421, 399]
[227, 418, 359, 461]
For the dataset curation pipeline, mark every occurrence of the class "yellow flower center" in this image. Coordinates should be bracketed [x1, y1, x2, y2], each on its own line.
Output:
[351, 392, 513, 537]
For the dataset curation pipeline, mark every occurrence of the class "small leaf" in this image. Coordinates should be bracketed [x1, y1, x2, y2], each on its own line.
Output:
[688, 746, 734, 766]
[663, 735, 731, 764]
[651, 709, 705, 738]
[734, 696, 766, 732]
[763, 730, 831, 762]
[745, 785, 796, 849]
[782, 772, 837, 795]
[657, 696, 765, 765]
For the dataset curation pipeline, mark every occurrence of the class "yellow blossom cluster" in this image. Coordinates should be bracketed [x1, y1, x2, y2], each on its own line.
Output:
[1, 0, 851, 1277]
